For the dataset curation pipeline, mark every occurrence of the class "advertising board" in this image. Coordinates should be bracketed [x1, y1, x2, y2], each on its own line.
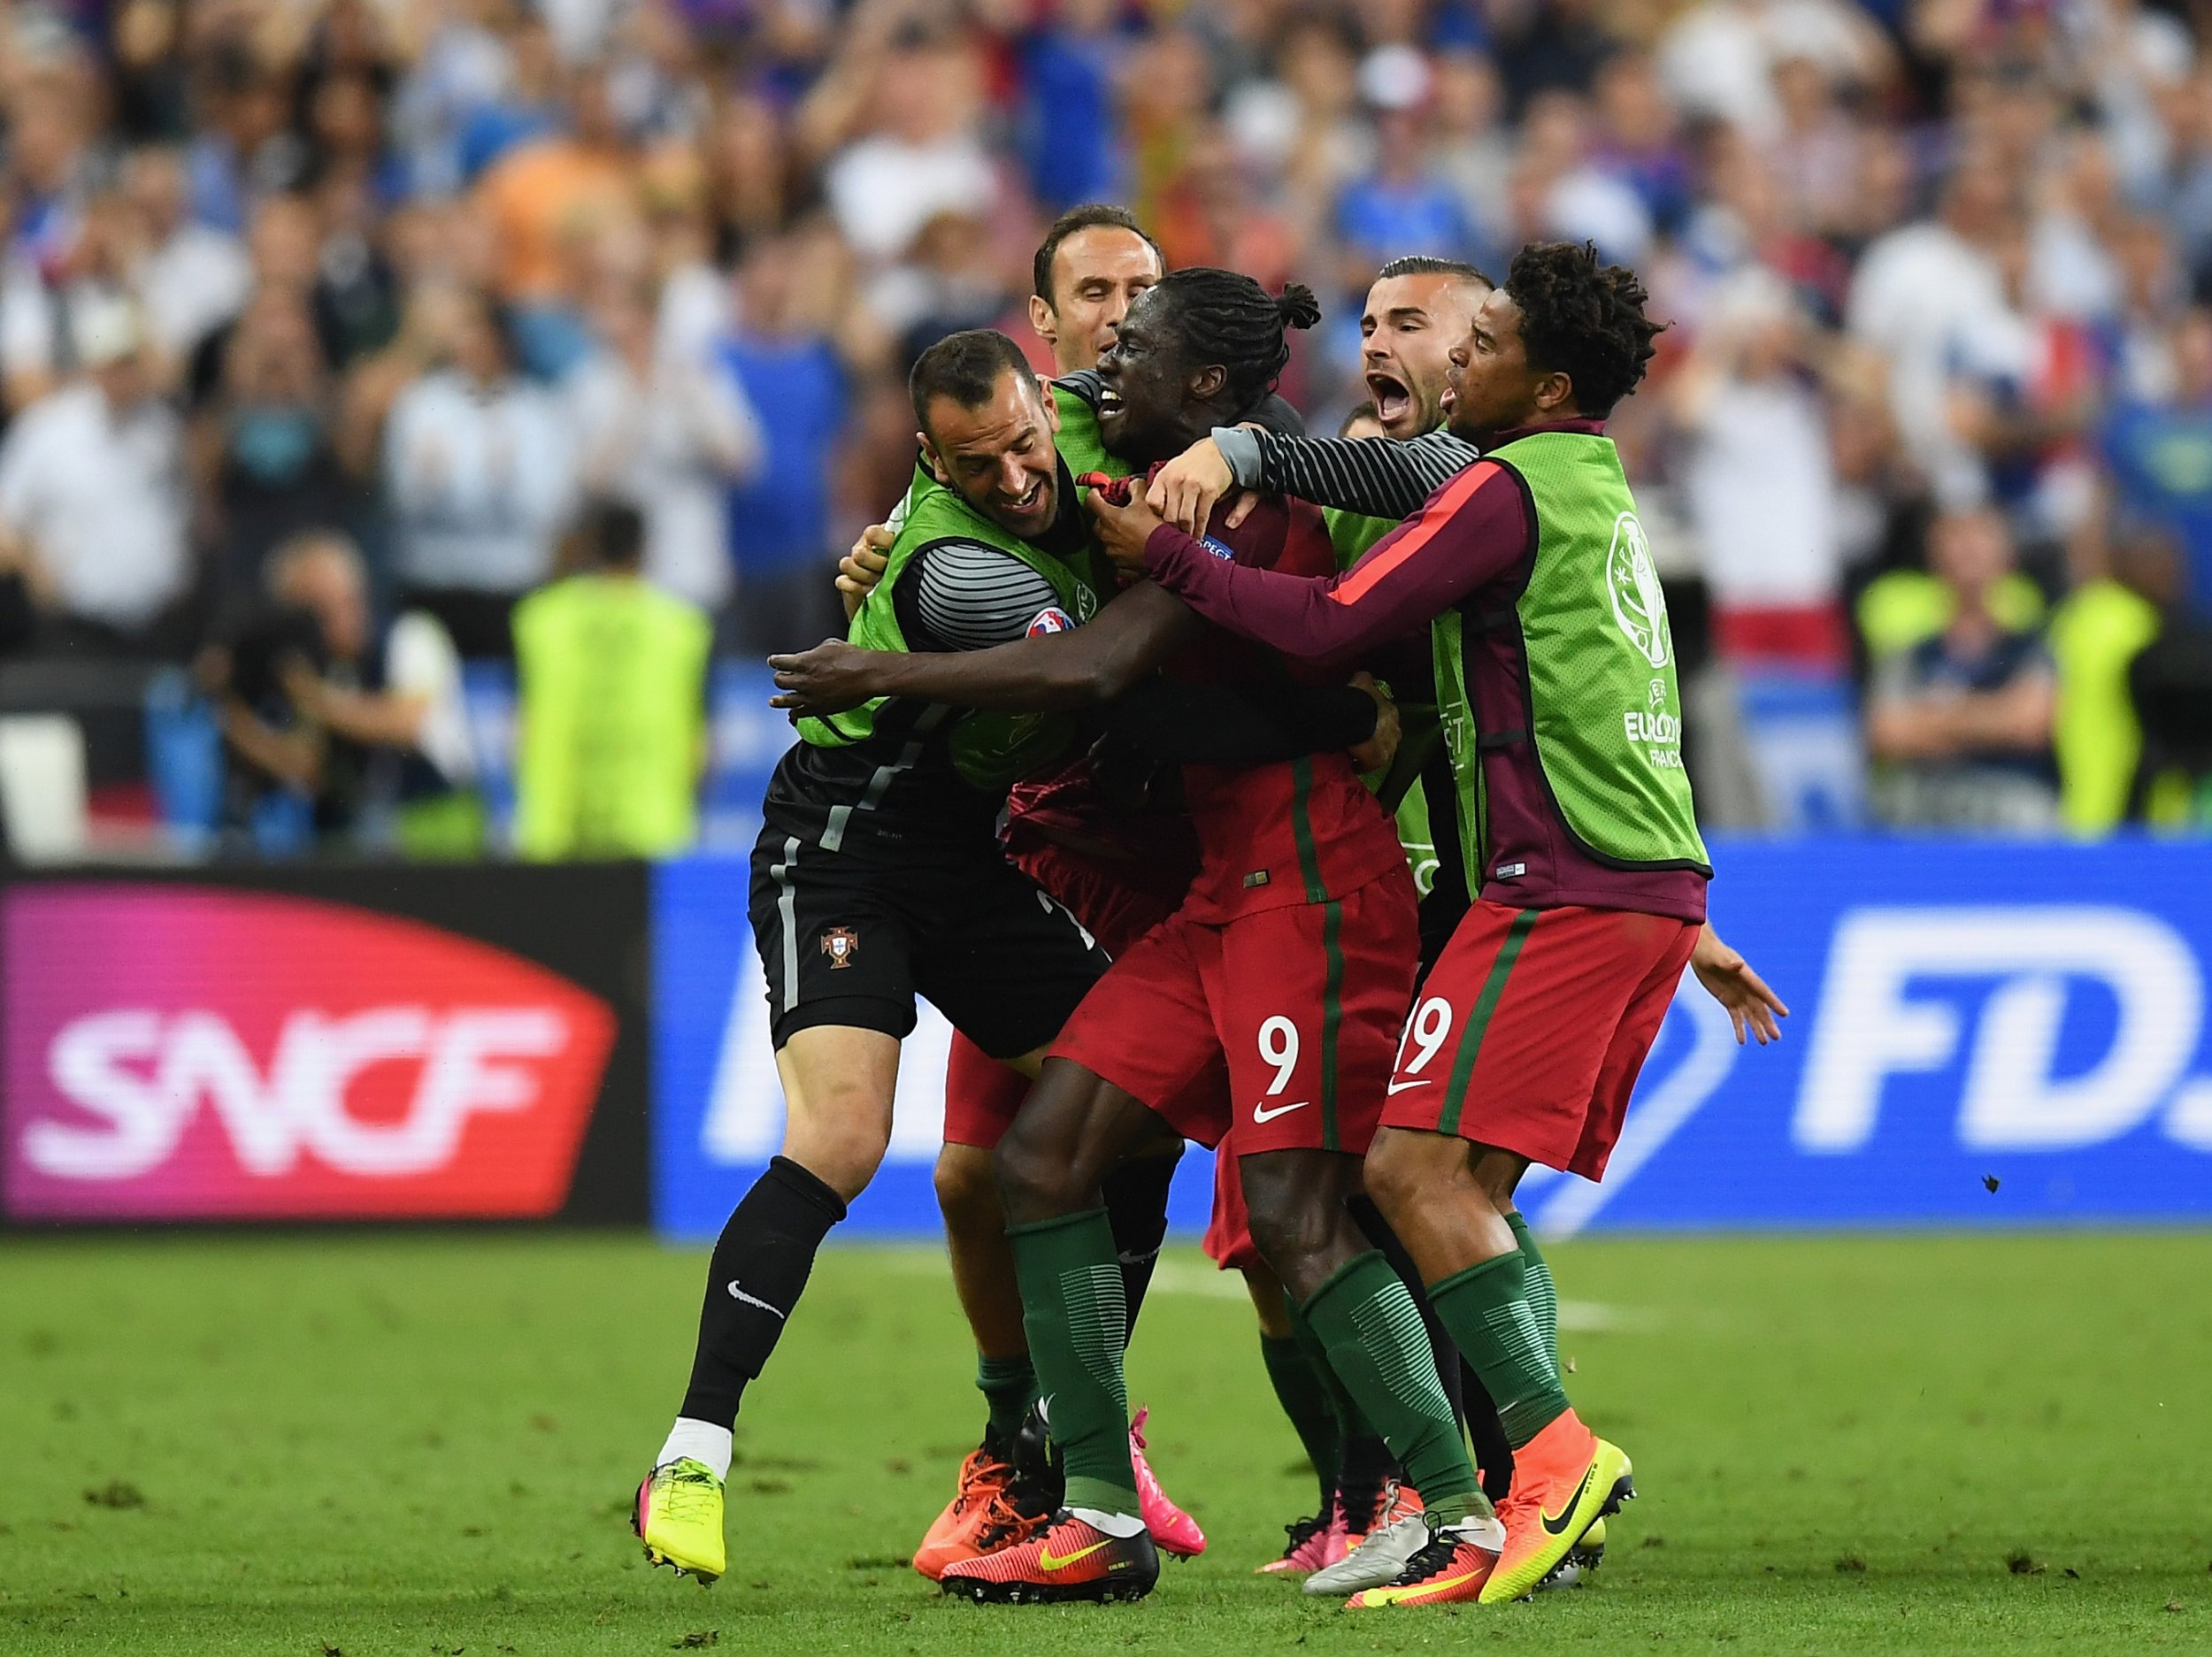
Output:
[654, 839, 2212, 1240]
[1, 864, 649, 1224]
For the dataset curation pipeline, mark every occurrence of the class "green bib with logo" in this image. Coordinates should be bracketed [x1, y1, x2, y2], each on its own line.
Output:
[796, 456, 1108, 792]
[1432, 430, 1709, 887]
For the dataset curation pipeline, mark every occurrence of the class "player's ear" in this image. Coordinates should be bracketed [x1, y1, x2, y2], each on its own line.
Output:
[1190, 363, 1226, 403]
[918, 433, 951, 486]
[1532, 368, 1574, 415]
[1028, 294, 1056, 350]
[1041, 382, 1062, 433]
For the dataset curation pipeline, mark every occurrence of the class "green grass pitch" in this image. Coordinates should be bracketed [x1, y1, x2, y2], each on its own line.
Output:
[3, 1230, 2208, 1655]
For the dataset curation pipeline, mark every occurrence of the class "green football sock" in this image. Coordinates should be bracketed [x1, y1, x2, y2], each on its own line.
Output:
[975, 1352, 1038, 1446]
[1259, 1331, 1340, 1508]
[1507, 1210, 1558, 1362]
[1429, 1249, 1571, 1449]
[1007, 1208, 1139, 1515]
[1301, 1251, 1488, 1523]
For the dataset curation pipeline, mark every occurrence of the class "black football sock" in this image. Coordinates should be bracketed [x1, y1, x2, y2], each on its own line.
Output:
[677, 1155, 847, 1425]
[1102, 1146, 1180, 1346]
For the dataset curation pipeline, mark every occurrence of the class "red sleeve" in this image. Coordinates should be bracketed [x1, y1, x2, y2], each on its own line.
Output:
[1141, 462, 1528, 661]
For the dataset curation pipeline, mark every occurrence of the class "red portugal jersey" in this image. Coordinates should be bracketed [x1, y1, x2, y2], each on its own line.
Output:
[1171, 493, 1409, 924]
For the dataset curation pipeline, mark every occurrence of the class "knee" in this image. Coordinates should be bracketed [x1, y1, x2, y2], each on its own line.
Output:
[1362, 1129, 1437, 1224]
[933, 1143, 999, 1224]
[1248, 1201, 1363, 1303]
[993, 1113, 1095, 1224]
[781, 1091, 891, 1205]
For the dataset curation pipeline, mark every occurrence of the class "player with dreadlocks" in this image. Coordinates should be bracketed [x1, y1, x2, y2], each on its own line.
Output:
[771, 267, 1508, 1609]
[1087, 242, 1787, 1605]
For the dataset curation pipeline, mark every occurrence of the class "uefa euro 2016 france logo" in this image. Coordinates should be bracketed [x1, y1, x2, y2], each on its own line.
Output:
[1606, 511, 1671, 669]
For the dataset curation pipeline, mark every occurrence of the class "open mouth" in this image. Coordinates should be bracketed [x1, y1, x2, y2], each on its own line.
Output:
[1002, 477, 1047, 514]
[1366, 371, 1412, 429]
[1096, 387, 1125, 416]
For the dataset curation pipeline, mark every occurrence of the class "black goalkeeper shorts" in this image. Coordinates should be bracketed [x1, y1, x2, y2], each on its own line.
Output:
[747, 805, 1110, 1062]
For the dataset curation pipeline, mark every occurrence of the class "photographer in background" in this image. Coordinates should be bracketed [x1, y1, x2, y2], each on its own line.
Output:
[201, 530, 475, 851]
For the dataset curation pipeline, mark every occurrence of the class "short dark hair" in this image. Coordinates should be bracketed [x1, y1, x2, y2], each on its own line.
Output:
[1339, 400, 1379, 435]
[909, 329, 1042, 435]
[1032, 203, 1164, 307]
[1502, 241, 1663, 417]
[1146, 267, 1322, 414]
[581, 496, 646, 567]
[1375, 255, 1494, 287]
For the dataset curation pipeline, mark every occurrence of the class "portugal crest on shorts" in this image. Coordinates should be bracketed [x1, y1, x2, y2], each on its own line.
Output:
[820, 926, 860, 969]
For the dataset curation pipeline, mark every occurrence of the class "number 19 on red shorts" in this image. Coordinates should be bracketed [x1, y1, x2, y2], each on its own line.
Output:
[1380, 899, 1699, 1181]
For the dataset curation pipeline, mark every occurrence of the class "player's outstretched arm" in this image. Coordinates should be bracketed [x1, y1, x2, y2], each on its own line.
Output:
[1690, 923, 1788, 1046]
[1148, 427, 1479, 537]
[1097, 460, 1517, 664]
[769, 582, 1203, 717]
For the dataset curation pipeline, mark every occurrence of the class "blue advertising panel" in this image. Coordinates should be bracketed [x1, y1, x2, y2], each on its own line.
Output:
[654, 836, 2212, 1241]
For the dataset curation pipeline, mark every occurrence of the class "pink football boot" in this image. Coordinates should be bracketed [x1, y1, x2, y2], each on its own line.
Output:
[1128, 1406, 1206, 1559]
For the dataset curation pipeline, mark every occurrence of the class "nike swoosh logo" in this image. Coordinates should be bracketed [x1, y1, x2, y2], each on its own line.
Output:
[1037, 1538, 1110, 1571]
[1386, 1079, 1432, 1094]
[1252, 1099, 1310, 1124]
[1540, 1467, 1597, 1536]
[726, 1283, 785, 1319]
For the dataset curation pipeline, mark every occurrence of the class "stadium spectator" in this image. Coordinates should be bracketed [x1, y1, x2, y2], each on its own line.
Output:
[381, 288, 576, 657]
[0, 295, 194, 656]
[815, 24, 998, 267]
[2103, 305, 2212, 615]
[717, 232, 853, 656]
[195, 288, 353, 596]
[512, 497, 710, 859]
[1864, 507, 2062, 831]
[474, 59, 639, 309]
[565, 272, 764, 613]
[1671, 267, 1846, 667]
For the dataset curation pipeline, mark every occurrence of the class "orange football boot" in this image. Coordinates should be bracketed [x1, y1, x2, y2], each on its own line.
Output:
[1480, 1410, 1633, 1603]
[912, 1440, 1014, 1580]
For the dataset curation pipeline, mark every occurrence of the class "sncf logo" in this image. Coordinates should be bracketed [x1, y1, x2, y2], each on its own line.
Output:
[2, 886, 616, 1221]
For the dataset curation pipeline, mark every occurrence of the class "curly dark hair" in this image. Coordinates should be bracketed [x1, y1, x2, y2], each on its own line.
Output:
[1503, 242, 1663, 418]
[1148, 267, 1321, 413]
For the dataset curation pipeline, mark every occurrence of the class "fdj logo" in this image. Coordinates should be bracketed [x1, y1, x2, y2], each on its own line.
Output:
[1606, 511, 1671, 669]
[1794, 908, 2212, 1153]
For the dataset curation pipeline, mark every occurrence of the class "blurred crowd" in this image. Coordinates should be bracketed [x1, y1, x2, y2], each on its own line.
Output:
[0, 0, 2208, 855]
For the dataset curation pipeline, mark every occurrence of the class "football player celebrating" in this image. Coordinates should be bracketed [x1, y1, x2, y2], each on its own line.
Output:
[852, 205, 1297, 1579]
[771, 270, 1513, 1610]
[1096, 241, 1786, 1604]
[639, 323, 1378, 1584]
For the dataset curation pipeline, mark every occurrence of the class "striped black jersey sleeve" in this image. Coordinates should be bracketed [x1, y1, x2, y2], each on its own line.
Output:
[898, 541, 1066, 653]
[1231, 427, 1482, 520]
